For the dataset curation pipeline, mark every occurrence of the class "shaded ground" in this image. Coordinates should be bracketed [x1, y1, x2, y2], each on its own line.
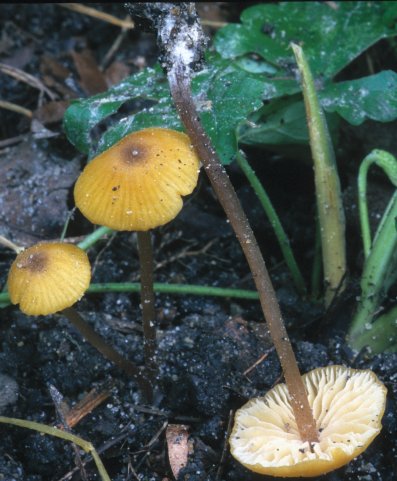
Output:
[0, 4, 396, 481]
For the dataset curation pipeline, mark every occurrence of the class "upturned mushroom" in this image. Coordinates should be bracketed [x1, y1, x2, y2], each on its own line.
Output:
[230, 365, 387, 477]
[7, 241, 148, 393]
[74, 127, 201, 399]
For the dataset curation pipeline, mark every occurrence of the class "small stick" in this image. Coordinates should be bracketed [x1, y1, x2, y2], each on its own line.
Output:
[64, 384, 113, 429]
[0, 62, 56, 99]
[243, 348, 274, 376]
[59, 4, 135, 29]
[0, 235, 24, 254]
[0, 100, 32, 118]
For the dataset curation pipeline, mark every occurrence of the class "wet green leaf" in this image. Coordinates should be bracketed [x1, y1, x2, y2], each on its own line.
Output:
[64, 66, 171, 156]
[215, 2, 397, 79]
[320, 71, 397, 125]
[64, 2, 397, 164]
[64, 55, 296, 164]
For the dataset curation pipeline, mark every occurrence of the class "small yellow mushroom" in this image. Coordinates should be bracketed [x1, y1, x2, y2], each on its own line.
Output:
[7, 242, 91, 316]
[230, 365, 387, 477]
[74, 127, 200, 231]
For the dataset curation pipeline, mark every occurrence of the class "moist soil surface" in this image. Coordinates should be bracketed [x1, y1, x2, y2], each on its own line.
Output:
[0, 4, 396, 481]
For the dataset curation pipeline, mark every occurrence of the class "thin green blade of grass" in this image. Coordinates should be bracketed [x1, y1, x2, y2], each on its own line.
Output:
[0, 282, 260, 306]
[349, 188, 397, 353]
[235, 150, 306, 296]
[292, 43, 346, 307]
[0, 416, 111, 481]
[358, 149, 397, 258]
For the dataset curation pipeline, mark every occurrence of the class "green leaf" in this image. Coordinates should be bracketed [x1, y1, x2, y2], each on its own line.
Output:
[64, 66, 172, 156]
[320, 70, 397, 125]
[64, 53, 297, 165]
[215, 2, 397, 80]
[237, 97, 309, 147]
[192, 59, 289, 164]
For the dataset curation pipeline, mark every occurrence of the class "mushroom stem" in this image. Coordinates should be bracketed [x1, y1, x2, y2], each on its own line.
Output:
[62, 307, 152, 401]
[137, 230, 157, 394]
[168, 67, 319, 443]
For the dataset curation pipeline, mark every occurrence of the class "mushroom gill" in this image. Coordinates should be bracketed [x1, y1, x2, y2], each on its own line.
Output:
[230, 365, 387, 477]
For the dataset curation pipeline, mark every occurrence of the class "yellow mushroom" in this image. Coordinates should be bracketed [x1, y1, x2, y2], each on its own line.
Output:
[74, 127, 200, 231]
[7, 242, 91, 316]
[230, 365, 387, 477]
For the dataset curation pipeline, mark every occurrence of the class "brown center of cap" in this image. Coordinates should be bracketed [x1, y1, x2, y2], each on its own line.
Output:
[18, 251, 48, 272]
[120, 142, 149, 166]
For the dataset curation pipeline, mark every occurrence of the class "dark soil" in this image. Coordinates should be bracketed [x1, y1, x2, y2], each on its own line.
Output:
[0, 4, 396, 481]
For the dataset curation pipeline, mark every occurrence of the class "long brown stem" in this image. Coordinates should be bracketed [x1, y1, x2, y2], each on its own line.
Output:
[137, 231, 157, 396]
[62, 307, 152, 401]
[168, 67, 318, 443]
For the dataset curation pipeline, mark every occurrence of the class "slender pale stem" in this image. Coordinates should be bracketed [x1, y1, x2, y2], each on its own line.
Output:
[236, 150, 306, 296]
[358, 149, 397, 258]
[0, 283, 259, 305]
[0, 416, 111, 481]
[0, 235, 24, 254]
[292, 43, 346, 307]
[168, 66, 318, 443]
[137, 231, 157, 398]
[62, 307, 151, 401]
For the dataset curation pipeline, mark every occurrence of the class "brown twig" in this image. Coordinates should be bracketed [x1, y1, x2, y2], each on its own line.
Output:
[0, 100, 32, 118]
[101, 16, 132, 69]
[59, 4, 135, 29]
[64, 383, 113, 429]
[0, 62, 57, 100]
[243, 348, 274, 376]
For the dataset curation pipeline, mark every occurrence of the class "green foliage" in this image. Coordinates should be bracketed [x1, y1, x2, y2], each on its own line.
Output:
[64, 57, 267, 164]
[320, 71, 397, 125]
[215, 2, 397, 79]
[64, 2, 397, 164]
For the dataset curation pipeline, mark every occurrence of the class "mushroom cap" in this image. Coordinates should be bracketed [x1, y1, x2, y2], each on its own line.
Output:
[74, 128, 200, 231]
[230, 365, 387, 477]
[8, 242, 91, 316]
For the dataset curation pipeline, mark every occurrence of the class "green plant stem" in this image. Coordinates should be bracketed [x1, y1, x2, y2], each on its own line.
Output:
[358, 154, 373, 258]
[292, 43, 346, 307]
[62, 307, 152, 400]
[137, 231, 156, 401]
[358, 149, 397, 258]
[0, 283, 259, 305]
[350, 305, 397, 353]
[349, 190, 397, 352]
[235, 150, 306, 296]
[77, 226, 114, 251]
[0, 416, 111, 481]
[168, 64, 318, 443]
[60, 207, 76, 242]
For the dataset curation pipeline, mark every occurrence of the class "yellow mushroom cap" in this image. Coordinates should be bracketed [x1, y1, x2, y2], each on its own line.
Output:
[8, 242, 91, 316]
[74, 128, 200, 231]
[230, 365, 387, 477]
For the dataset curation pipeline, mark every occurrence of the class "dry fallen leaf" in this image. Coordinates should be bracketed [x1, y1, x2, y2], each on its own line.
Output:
[70, 48, 108, 95]
[166, 424, 189, 479]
